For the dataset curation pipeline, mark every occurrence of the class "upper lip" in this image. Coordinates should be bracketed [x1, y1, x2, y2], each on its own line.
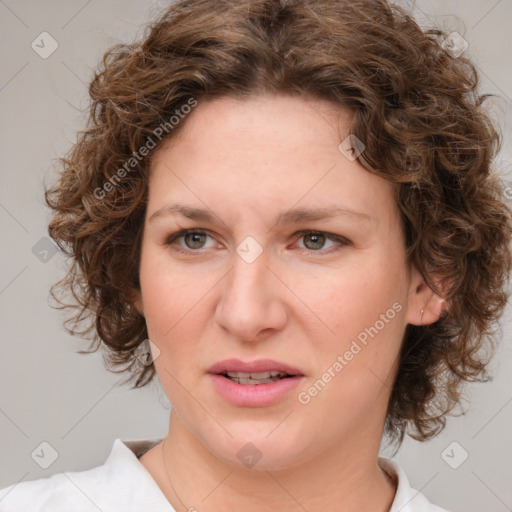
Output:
[207, 358, 304, 376]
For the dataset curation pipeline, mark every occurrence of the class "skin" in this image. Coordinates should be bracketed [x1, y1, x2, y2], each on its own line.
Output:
[133, 93, 445, 512]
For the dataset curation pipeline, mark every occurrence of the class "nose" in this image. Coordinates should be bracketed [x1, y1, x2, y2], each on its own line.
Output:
[214, 249, 288, 343]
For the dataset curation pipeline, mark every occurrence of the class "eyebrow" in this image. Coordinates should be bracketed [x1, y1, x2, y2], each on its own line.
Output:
[149, 202, 373, 225]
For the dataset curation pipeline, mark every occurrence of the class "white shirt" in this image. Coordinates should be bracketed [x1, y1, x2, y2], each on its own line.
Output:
[0, 438, 449, 511]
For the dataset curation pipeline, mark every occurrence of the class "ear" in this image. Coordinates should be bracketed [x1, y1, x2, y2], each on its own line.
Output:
[405, 266, 448, 326]
[128, 288, 144, 317]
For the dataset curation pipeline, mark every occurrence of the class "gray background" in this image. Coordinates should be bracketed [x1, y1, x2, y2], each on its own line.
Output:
[0, 1, 511, 510]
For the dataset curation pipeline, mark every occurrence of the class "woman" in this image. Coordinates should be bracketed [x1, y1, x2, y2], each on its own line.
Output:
[1, 0, 510, 510]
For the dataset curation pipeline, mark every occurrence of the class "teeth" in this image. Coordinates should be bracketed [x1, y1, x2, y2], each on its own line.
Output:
[231, 377, 279, 385]
[225, 371, 288, 379]
[224, 370, 290, 385]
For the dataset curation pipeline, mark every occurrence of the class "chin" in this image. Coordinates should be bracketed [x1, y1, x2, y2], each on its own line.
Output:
[205, 421, 312, 472]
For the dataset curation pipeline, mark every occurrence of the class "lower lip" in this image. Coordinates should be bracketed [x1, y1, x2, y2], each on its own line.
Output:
[208, 374, 305, 407]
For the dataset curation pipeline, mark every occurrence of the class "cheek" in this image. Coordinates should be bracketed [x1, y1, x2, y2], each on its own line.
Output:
[298, 264, 407, 406]
[141, 263, 209, 401]
[287, 255, 407, 346]
[138, 253, 219, 382]
[138, 249, 207, 339]
[291, 255, 407, 407]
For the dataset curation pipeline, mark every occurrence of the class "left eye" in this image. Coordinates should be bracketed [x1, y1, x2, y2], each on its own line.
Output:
[294, 230, 347, 253]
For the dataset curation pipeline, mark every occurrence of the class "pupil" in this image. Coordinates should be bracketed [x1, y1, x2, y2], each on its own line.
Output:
[304, 233, 325, 250]
[185, 232, 205, 249]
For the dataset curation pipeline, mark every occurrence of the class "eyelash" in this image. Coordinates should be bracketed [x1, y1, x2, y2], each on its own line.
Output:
[164, 229, 350, 255]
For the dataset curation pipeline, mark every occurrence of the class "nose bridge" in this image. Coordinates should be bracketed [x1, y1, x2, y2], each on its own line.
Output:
[215, 245, 286, 340]
[225, 248, 272, 307]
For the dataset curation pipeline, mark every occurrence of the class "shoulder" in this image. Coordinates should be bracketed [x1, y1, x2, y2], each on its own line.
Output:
[380, 458, 451, 512]
[0, 439, 172, 512]
[0, 470, 85, 511]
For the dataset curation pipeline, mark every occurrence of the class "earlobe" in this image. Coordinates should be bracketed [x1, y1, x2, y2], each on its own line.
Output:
[416, 290, 446, 325]
[406, 269, 448, 326]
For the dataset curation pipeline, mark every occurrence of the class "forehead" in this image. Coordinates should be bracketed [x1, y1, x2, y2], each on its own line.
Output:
[148, 94, 399, 229]
[161, 93, 348, 159]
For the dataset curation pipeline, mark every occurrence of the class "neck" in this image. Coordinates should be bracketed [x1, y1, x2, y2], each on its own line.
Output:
[156, 411, 396, 512]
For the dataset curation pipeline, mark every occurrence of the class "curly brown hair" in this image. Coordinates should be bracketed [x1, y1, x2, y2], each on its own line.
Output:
[45, 0, 512, 445]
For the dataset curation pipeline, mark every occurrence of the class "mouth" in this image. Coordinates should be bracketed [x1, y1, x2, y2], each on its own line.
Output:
[206, 359, 305, 406]
[207, 358, 304, 380]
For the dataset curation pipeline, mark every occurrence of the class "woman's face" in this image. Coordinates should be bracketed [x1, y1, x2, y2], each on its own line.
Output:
[134, 94, 425, 469]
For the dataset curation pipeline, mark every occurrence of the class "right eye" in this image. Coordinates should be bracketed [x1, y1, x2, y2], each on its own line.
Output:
[165, 229, 217, 253]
